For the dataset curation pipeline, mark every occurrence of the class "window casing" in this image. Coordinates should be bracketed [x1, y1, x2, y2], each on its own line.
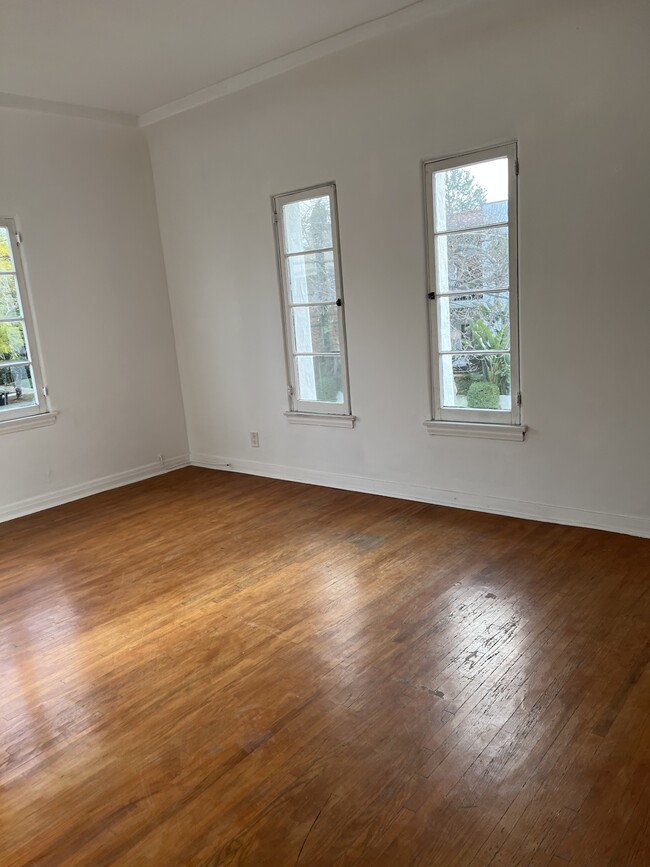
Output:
[424, 143, 521, 427]
[0, 218, 46, 423]
[273, 183, 351, 416]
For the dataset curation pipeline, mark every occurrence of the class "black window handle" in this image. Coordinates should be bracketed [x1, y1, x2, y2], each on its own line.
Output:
[336, 298, 342, 306]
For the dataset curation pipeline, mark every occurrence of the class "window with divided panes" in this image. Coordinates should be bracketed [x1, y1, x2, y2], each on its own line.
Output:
[0, 219, 46, 422]
[424, 143, 521, 426]
[273, 184, 351, 416]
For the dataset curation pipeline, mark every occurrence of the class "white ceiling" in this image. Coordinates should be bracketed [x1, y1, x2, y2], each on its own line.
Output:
[0, 0, 432, 117]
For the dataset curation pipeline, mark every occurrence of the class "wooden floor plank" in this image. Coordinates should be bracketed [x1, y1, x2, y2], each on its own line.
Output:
[1, 467, 648, 866]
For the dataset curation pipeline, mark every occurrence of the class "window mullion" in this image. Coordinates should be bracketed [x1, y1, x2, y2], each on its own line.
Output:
[284, 246, 333, 259]
[287, 301, 338, 309]
[438, 349, 510, 357]
[435, 287, 510, 299]
[434, 220, 508, 238]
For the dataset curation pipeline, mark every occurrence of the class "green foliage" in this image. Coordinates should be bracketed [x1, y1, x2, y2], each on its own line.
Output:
[0, 233, 12, 272]
[0, 321, 24, 359]
[461, 296, 511, 395]
[0, 322, 27, 390]
[481, 355, 510, 395]
[454, 373, 473, 396]
[0, 324, 13, 390]
[0, 323, 11, 356]
[467, 380, 500, 409]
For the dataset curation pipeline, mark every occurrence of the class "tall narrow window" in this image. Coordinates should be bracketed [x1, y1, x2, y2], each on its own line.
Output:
[424, 143, 521, 429]
[1, 219, 46, 422]
[273, 184, 351, 417]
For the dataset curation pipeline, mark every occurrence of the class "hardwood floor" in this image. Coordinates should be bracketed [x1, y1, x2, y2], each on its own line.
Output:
[1, 467, 648, 866]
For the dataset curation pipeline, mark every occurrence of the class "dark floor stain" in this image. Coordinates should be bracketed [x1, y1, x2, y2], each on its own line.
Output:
[345, 533, 385, 551]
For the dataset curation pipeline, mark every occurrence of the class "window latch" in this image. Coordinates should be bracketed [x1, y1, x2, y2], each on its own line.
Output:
[336, 298, 342, 307]
[428, 292, 435, 300]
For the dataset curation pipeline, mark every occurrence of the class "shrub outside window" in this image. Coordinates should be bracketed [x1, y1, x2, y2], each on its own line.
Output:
[424, 143, 521, 426]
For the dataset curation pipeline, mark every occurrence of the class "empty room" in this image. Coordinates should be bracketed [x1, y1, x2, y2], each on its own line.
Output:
[1, 0, 649, 864]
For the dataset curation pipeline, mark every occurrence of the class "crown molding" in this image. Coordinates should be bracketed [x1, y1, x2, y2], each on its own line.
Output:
[138, 0, 467, 128]
[0, 91, 137, 127]
[1, 0, 476, 130]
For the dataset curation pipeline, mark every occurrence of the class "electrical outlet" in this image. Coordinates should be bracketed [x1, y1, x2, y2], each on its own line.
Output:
[250, 431, 260, 448]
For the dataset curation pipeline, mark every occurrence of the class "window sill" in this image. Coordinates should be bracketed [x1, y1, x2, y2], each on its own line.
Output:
[424, 420, 527, 441]
[0, 411, 59, 436]
[285, 412, 356, 429]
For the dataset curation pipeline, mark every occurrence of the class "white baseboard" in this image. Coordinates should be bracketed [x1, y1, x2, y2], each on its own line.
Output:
[0, 454, 190, 524]
[3, 450, 647, 539]
[191, 452, 650, 539]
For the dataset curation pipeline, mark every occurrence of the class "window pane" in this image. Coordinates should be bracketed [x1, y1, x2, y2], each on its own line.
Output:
[433, 157, 508, 232]
[283, 196, 333, 253]
[287, 251, 336, 304]
[0, 364, 36, 411]
[0, 227, 16, 272]
[292, 305, 340, 354]
[440, 353, 511, 410]
[296, 355, 344, 403]
[0, 274, 21, 318]
[435, 226, 509, 294]
[438, 292, 510, 353]
[0, 320, 29, 362]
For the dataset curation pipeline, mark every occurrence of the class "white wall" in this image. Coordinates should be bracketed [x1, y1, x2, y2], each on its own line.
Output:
[147, 0, 650, 535]
[0, 109, 188, 519]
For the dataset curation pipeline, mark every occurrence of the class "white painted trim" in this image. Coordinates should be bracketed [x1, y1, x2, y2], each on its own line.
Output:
[0, 411, 58, 436]
[192, 455, 233, 470]
[138, 0, 470, 127]
[273, 182, 352, 417]
[285, 412, 356, 428]
[0, 1, 474, 128]
[424, 420, 527, 441]
[0, 1, 477, 128]
[0, 454, 190, 524]
[190, 453, 650, 539]
[424, 142, 521, 426]
[1, 216, 49, 422]
[0, 92, 137, 127]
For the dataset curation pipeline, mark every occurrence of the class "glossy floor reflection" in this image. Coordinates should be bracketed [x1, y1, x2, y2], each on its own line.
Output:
[1, 468, 648, 866]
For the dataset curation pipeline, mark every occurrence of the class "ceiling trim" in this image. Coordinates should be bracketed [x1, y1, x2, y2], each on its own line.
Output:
[0, 91, 137, 127]
[138, 0, 461, 128]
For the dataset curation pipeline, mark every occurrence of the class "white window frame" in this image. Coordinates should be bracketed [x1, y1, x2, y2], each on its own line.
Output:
[423, 143, 523, 433]
[0, 218, 49, 425]
[272, 183, 353, 419]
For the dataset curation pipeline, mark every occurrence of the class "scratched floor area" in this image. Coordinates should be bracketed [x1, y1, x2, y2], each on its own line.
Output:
[1, 467, 648, 865]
